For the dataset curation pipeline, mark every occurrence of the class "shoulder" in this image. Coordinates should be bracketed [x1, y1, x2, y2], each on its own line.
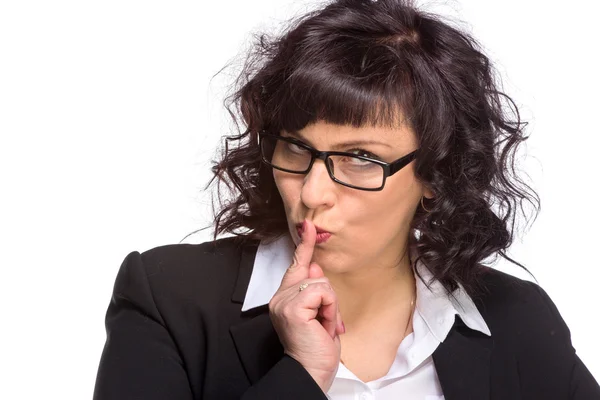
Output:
[470, 267, 600, 396]
[474, 267, 560, 324]
[138, 236, 258, 280]
[114, 236, 261, 316]
[473, 267, 572, 356]
[474, 266, 544, 313]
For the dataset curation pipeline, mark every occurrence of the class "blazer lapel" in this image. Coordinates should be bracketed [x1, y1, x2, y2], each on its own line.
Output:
[229, 239, 284, 384]
[433, 316, 492, 400]
[230, 308, 284, 384]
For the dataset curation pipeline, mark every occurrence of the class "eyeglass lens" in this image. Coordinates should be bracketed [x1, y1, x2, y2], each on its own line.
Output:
[261, 135, 385, 189]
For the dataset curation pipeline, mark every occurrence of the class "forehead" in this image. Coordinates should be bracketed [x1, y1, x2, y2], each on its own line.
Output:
[288, 120, 418, 150]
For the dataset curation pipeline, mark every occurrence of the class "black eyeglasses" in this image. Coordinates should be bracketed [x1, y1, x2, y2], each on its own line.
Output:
[258, 131, 419, 191]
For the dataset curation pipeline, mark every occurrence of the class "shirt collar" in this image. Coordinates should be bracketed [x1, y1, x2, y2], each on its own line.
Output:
[241, 234, 491, 339]
[414, 261, 492, 340]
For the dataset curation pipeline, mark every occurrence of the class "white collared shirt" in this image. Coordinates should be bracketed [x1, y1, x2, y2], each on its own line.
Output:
[241, 234, 492, 400]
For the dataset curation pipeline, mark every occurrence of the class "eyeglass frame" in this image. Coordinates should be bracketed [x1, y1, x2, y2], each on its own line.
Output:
[258, 131, 420, 191]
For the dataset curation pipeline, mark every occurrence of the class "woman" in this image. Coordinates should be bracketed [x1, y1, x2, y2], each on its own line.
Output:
[93, 0, 599, 399]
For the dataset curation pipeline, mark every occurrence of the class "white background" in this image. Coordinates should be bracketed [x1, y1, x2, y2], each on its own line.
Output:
[1, 0, 598, 398]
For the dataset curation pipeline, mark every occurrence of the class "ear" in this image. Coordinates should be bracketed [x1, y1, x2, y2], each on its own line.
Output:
[423, 186, 435, 199]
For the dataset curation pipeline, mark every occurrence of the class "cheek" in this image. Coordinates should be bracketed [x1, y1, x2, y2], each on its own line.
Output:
[365, 176, 422, 227]
[273, 171, 298, 211]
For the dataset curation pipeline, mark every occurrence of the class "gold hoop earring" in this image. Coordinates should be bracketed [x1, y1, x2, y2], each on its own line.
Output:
[421, 196, 431, 212]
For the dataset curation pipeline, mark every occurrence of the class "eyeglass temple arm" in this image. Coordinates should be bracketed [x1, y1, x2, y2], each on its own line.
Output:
[389, 150, 419, 175]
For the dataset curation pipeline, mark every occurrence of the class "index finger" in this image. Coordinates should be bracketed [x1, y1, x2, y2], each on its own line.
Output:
[279, 219, 316, 289]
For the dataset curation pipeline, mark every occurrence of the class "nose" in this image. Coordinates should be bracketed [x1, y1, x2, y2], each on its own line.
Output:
[300, 158, 336, 209]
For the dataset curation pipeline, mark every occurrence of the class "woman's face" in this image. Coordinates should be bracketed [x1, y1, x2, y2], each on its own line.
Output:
[273, 120, 433, 274]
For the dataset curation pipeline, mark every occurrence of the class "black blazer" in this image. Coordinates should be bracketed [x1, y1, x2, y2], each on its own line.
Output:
[93, 237, 600, 400]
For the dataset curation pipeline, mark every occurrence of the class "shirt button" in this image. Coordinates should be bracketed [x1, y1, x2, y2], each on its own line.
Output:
[360, 393, 372, 400]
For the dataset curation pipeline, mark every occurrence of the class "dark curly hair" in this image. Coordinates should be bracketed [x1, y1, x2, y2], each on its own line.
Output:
[204, 0, 540, 296]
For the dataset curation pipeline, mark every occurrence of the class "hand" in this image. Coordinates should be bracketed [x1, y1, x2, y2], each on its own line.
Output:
[268, 219, 345, 393]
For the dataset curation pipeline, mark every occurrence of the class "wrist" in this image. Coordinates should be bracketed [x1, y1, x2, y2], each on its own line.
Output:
[304, 366, 336, 393]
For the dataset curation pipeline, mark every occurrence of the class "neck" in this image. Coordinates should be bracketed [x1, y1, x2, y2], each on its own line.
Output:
[325, 254, 416, 328]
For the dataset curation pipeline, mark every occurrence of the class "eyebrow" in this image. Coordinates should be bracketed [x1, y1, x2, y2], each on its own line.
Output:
[283, 130, 393, 150]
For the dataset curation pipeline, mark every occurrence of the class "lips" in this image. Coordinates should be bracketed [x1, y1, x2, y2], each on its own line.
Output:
[295, 222, 331, 235]
[295, 224, 331, 244]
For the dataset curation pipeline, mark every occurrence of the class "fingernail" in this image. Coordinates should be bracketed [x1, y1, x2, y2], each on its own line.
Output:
[341, 321, 346, 334]
[302, 220, 307, 237]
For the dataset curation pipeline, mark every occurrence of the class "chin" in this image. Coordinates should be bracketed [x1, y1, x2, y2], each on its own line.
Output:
[312, 250, 347, 272]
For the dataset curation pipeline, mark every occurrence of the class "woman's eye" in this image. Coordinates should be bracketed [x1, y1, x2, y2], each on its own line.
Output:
[286, 142, 308, 153]
[348, 148, 380, 160]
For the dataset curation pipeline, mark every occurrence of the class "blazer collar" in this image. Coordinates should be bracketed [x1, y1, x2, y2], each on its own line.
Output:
[230, 238, 492, 400]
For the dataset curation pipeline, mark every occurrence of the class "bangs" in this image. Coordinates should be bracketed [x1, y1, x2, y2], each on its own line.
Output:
[266, 55, 416, 134]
